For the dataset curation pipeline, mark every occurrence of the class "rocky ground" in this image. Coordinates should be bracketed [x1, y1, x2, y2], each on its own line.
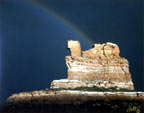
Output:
[0, 90, 144, 113]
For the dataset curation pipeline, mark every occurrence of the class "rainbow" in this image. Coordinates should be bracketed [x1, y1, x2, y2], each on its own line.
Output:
[26, 0, 93, 45]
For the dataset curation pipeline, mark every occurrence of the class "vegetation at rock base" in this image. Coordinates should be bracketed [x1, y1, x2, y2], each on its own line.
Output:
[45, 86, 136, 92]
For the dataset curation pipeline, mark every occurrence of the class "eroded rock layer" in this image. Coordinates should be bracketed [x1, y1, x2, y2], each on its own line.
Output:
[51, 79, 86, 89]
[65, 56, 133, 89]
[2, 90, 144, 113]
[52, 41, 134, 90]
[50, 79, 133, 89]
[6, 90, 144, 105]
[66, 56, 131, 82]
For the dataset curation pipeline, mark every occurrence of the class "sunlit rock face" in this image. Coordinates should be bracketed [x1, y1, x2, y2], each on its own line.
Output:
[67, 40, 81, 57]
[51, 79, 87, 89]
[82, 42, 120, 58]
[51, 40, 134, 90]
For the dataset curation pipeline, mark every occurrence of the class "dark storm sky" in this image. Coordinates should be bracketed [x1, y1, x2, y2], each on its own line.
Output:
[0, 0, 143, 104]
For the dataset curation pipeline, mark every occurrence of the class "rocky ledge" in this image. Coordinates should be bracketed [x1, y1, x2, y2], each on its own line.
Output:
[6, 90, 144, 104]
[51, 79, 133, 89]
[1, 90, 144, 113]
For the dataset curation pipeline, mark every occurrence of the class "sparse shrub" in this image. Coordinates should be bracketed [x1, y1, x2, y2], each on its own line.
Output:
[44, 86, 136, 92]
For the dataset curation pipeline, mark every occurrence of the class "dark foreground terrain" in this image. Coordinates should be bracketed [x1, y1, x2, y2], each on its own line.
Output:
[0, 100, 144, 113]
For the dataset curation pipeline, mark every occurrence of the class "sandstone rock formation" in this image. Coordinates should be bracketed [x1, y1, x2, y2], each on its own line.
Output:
[51, 79, 86, 89]
[51, 40, 134, 90]
[2, 40, 143, 113]
[82, 42, 120, 58]
[67, 40, 81, 57]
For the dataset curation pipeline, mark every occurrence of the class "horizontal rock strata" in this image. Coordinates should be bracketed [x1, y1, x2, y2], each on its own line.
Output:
[6, 90, 144, 105]
[65, 56, 133, 90]
[51, 79, 87, 89]
[3, 90, 144, 113]
[61, 41, 134, 90]
[66, 56, 131, 82]
[50, 79, 133, 89]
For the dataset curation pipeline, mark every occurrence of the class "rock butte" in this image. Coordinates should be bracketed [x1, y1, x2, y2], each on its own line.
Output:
[4, 40, 144, 111]
[51, 40, 134, 90]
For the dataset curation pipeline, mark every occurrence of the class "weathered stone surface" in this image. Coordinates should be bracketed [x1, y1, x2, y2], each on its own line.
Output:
[66, 56, 131, 81]
[6, 90, 144, 105]
[82, 42, 120, 58]
[67, 40, 81, 57]
[103, 42, 120, 58]
[51, 79, 86, 89]
[65, 56, 134, 89]
[3, 90, 144, 113]
[51, 79, 133, 90]
[64, 41, 134, 90]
